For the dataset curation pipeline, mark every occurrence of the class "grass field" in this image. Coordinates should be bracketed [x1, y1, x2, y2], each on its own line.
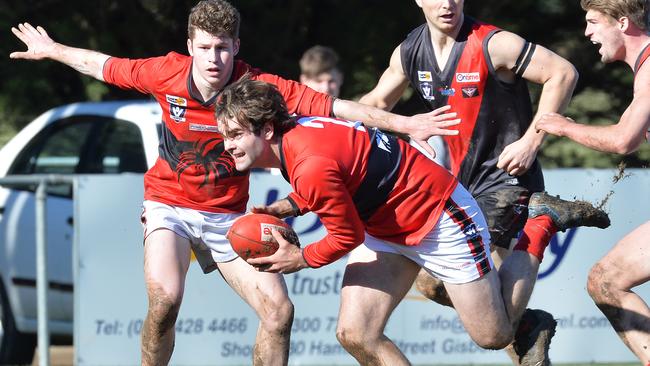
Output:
[32, 347, 640, 366]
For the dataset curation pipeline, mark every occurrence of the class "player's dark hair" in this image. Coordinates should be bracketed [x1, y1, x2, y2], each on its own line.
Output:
[581, 0, 648, 31]
[188, 0, 240, 40]
[215, 75, 295, 138]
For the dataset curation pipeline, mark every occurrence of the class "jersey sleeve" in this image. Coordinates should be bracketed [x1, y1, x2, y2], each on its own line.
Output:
[286, 192, 310, 216]
[255, 73, 334, 117]
[102, 55, 165, 94]
[291, 157, 365, 268]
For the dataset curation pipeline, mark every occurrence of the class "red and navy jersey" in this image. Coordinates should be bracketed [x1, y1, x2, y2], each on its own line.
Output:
[400, 17, 544, 196]
[103, 53, 333, 213]
[281, 117, 458, 268]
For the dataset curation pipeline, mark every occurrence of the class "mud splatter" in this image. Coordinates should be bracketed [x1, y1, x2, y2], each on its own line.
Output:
[612, 161, 631, 183]
[596, 190, 615, 210]
[596, 161, 632, 210]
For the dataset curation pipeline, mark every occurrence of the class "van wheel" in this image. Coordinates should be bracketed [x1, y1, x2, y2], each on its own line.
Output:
[0, 279, 36, 364]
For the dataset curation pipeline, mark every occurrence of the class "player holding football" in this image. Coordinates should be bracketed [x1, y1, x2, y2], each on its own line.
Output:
[10, 1, 460, 365]
[216, 76, 550, 365]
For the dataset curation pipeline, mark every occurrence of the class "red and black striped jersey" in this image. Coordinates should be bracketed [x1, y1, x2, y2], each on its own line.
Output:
[634, 43, 650, 77]
[103, 53, 333, 213]
[281, 116, 458, 268]
[400, 17, 544, 196]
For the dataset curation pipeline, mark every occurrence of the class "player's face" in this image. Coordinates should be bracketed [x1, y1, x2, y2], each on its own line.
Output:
[416, 0, 464, 33]
[220, 119, 266, 171]
[584, 9, 625, 64]
[188, 29, 240, 92]
[300, 70, 343, 97]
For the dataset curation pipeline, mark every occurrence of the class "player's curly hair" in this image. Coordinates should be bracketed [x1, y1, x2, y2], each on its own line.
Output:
[188, 0, 240, 40]
[215, 75, 296, 138]
[581, 0, 648, 31]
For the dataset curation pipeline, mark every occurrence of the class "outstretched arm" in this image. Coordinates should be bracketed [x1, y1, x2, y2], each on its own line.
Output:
[334, 45, 460, 157]
[489, 31, 578, 175]
[10, 22, 110, 81]
[536, 64, 650, 154]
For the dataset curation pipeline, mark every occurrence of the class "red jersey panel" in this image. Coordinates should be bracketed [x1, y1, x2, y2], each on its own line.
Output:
[103, 53, 333, 213]
[281, 117, 458, 268]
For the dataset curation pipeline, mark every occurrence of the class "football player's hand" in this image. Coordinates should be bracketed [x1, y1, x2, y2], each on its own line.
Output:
[247, 229, 307, 274]
[406, 105, 460, 157]
[251, 198, 295, 219]
[10, 23, 57, 60]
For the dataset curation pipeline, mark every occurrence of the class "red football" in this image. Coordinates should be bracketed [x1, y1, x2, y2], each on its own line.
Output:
[226, 213, 299, 260]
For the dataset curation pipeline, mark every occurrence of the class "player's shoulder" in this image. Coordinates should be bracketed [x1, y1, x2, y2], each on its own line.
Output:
[146, 52, 192, 73]
[634, 60, 650, 95]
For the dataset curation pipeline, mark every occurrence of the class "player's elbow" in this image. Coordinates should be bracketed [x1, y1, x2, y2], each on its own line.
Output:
[612, 137, 641, 155]
[555, 62, 579, 91]
[358, 93, 390, 111]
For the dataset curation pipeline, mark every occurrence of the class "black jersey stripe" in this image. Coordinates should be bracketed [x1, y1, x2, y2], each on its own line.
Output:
[352, 128, 402, 221]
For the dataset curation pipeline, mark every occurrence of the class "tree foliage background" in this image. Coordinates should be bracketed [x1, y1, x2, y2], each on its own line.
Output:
[0, 0, 648, 167]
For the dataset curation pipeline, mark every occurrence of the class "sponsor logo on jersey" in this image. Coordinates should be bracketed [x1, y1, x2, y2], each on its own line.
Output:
[504, 178, 519, 185]
[165, 94, 187, 106]
[189, 123, 220, 132]
[438, 86, 455, 96]
[420, 82, 435, 100]
[461, 86, 480, 98]
[417, 71, 433, 82]
[170, 104, 187, 122]
[455, 72, 481, 83]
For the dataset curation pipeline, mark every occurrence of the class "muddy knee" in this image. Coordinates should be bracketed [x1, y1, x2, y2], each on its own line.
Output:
[415, 271, 453, 307]
[587, 261, 620, 305]
[259, 299, 294, 336]
[336, 323, 373, 353]
[146, 287, 182, 334]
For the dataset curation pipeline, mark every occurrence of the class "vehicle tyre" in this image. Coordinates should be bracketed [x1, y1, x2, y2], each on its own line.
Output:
[0, 278, 36, 365]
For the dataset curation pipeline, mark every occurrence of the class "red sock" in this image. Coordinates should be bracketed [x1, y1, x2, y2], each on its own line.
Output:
[512, 215, 558, 262]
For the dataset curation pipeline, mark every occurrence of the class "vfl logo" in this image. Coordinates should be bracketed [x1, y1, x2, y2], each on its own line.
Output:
[420, 82, 435, 100]
[170, 104, 187, 122]
[462, 222, 480, 239]
[461, 86, 479, 98]
[455, 72, 480, 83]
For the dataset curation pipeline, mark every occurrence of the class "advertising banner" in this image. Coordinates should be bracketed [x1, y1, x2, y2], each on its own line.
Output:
[74, 169, 650, 365]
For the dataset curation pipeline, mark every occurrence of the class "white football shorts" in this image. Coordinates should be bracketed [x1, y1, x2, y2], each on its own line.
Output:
[356, 184, 493, 284]
[140, 200, 242, 273]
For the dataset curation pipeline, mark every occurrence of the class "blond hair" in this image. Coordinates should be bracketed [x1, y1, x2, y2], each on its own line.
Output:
[581, 0, 648, 31]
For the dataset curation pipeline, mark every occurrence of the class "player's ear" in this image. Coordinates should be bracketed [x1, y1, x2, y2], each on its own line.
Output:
[263, 121, 274, 140]
[618, 16, 629, 32]
[187, 38, 193, 56]
[415, 0, 423, 8]
[233, 38, 240, 56]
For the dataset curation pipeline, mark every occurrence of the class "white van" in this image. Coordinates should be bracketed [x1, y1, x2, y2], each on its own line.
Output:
[0, 100, 161, 363]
